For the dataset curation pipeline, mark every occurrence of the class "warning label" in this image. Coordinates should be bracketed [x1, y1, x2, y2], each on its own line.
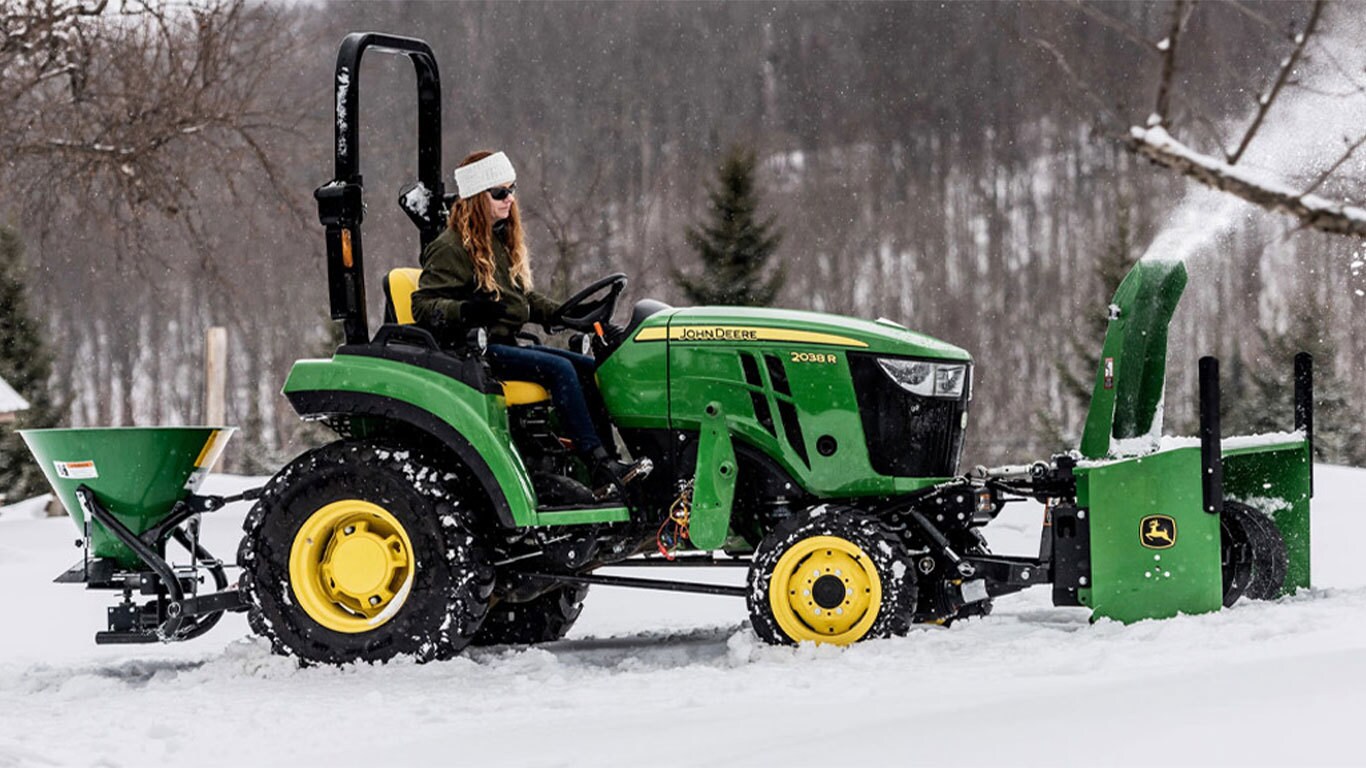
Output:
[54, 460, 99, 480]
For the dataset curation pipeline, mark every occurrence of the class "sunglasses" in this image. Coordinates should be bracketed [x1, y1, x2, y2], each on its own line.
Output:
[487, 183, 517, 201]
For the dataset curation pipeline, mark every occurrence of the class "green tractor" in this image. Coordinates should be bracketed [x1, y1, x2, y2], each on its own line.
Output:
[22, 34, 1313, 664]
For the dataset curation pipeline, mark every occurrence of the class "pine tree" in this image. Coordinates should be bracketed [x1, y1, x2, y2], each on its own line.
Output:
[675, 146, 784, 306]
[0, 227, 63, 501]
[1223, 304, 1365, 466]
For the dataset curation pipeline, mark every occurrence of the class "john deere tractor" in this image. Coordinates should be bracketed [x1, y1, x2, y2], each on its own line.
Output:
[22, 33, 1313, 664]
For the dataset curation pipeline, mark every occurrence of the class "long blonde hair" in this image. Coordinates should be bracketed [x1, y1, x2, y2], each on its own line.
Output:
[448, 150, 533, 297]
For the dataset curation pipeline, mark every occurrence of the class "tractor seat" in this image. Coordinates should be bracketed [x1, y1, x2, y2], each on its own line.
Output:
[382, 267, 551, 407]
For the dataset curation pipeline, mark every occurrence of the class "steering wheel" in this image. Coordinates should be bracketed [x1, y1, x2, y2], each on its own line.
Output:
[548, 273, 628, 333]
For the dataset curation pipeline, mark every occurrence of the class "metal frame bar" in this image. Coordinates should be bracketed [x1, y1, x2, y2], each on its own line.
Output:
[76, 486, 187, 639]
[517, 570, 747, 598]
[607, 557, 752, 568]
[1295, 352, 1314, 496]
[74, 485, 245, 643]
[1198, 356, 1224, 515]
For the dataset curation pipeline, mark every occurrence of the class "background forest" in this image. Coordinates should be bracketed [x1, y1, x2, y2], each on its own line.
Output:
[2, 0, 1363, 486]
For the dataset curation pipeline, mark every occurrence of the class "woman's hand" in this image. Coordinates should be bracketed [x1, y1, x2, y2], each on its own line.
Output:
[461, 298, 509, 325]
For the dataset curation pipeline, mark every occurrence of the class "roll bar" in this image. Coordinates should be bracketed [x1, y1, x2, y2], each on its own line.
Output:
[314, 32, 446, 345]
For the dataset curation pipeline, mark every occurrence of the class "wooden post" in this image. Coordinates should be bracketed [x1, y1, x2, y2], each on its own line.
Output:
[204, 326, 227, 473]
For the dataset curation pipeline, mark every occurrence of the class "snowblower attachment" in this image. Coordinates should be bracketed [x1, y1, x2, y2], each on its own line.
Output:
[1064, 260, 1312, 624]
[20, 427, 253, 643]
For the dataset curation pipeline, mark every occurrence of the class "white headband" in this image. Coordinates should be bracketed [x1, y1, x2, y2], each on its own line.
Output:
[454, 152, 516, 199]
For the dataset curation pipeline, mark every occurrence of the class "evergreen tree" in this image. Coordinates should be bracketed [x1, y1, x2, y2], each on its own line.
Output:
[675, 146, 784, 306]
[0, 227, 62, 501]
[1223, 304, 1365, 466]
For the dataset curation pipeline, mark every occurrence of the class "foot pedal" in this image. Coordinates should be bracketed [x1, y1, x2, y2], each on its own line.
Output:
[621, 457, 653, 485]
[592, 458, 654, 502]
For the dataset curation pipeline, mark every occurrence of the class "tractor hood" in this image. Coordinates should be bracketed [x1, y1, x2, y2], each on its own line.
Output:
[650, 306, 971, 361]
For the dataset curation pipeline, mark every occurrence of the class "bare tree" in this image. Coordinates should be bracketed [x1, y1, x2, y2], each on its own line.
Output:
[1, 0, 308, 247]
[1119, 0, 1366, 238]
[526, 159, 606, 299]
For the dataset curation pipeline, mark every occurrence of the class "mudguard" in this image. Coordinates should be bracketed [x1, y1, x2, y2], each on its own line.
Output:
[283, 353, 538, 527]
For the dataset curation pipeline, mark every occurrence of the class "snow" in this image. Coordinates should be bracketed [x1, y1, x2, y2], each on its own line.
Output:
[1135, 186, 1245, 265]
[1107, 392, 1166, 456]
[1129, 125, 1366, 229]
[335, 68, 350, 156]
[0, 493, 51, 520]
[0, 374, 29, 414]
[401, 181, 431, 217]
[1, 467, 1365, 766]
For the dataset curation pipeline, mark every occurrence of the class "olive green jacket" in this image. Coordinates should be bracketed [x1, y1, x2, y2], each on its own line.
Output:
[411, 227, 560, 344]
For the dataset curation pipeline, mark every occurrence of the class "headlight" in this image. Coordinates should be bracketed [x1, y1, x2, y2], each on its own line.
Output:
[876, 358, 967, 399]
[876, 358, 935, 397]
[934, 364, 966, 398]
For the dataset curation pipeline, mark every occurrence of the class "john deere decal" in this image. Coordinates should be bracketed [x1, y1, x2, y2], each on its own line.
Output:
[634, 325, 868, 347]
[1140, 515, 1177, 549]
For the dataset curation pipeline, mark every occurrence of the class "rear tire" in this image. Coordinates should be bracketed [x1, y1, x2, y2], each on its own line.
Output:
[472, 583, 590, 646]
[747, 505, 917, 645]
[238, 441, 493, 664]
[1220, 500, 1288, 606]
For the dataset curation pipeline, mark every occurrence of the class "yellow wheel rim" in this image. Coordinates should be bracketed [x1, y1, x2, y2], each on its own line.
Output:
[769, 535, 882, 645]
[289, 499, 416, 634]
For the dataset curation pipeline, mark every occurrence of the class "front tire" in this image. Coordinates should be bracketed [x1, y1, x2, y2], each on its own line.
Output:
[747, 505, 917, 645]
[238, 441, 493, 664]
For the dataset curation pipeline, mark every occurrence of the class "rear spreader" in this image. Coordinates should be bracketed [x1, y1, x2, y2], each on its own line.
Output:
[20, 33, 1313, 661]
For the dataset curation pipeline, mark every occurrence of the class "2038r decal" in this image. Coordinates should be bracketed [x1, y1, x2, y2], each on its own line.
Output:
[789, 351, 838, 365]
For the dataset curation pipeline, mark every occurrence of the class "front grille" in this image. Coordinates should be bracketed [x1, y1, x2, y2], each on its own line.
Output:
[848, 353, 968, 478]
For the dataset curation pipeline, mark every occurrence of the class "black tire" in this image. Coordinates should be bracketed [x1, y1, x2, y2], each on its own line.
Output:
[238, 440, 494, 665]
[747, 505, 917, 646]
[1220, 500, 1288, 606]
[471, 583, 590, 646]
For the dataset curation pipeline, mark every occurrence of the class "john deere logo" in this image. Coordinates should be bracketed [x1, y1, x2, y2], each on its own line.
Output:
[1140, 515, 1177, 549]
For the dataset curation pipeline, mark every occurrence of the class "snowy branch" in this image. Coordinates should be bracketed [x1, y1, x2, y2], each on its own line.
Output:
[1126, 126, 1366, 238]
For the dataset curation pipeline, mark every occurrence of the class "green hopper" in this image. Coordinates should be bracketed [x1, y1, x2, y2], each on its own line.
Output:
[19, 426, 249, 642]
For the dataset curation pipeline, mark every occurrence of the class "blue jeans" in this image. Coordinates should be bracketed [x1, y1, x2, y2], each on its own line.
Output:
[486, 344, 608, 455]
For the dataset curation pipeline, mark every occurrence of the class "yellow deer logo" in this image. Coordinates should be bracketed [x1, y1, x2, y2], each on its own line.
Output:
[1140, 515, 1177, 549]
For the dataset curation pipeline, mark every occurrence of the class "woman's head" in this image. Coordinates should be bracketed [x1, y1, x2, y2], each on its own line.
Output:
[449, 150, 531, 296]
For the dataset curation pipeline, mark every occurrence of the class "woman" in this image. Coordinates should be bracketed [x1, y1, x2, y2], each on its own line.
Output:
[412, 150, 645, 495]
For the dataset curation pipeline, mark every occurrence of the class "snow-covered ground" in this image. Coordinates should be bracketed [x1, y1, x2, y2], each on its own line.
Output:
[0, 466, 1362, 767]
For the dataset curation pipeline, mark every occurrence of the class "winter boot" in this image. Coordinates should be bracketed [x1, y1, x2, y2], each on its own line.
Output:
[589, 446, 653, 500]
